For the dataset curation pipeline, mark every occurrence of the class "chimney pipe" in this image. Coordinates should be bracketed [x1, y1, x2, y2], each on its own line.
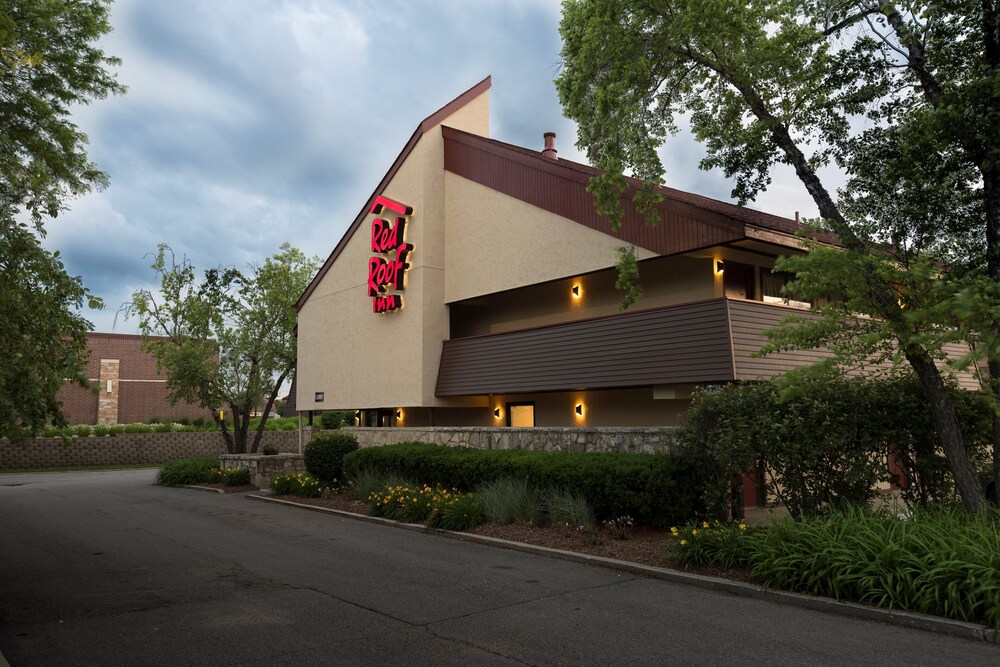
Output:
[794, 211, 800, 223]
[542, 132, 557, 160]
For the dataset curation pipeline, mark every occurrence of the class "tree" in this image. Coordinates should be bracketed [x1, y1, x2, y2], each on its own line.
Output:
[124, 244, 319, 454]
[0, 0, 123, 438]
[556, 0, 1000, 510]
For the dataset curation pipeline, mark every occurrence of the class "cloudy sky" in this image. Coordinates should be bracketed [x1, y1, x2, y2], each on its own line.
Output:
[48, 0, 821, 333]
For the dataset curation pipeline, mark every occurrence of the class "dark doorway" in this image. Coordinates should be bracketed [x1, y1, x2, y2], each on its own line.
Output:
[723, 262, 755, 300]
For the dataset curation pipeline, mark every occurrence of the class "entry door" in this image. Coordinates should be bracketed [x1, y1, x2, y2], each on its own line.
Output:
[507, 403, 535, 427]
[724, 263, 755, 300]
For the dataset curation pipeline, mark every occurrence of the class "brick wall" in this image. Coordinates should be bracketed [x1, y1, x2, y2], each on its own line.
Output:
[0, 431, 303, 469]
[58, 333, 210, 425]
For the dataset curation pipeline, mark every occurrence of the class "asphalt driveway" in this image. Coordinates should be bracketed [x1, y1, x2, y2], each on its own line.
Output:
[0, 469, 997, 666]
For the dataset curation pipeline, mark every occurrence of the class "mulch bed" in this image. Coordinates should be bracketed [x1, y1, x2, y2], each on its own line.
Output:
[267, 489, 747, 580]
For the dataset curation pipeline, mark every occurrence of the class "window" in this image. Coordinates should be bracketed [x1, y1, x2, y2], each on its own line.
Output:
[506, 402, 535, 427]
[762, 269, 810, 309]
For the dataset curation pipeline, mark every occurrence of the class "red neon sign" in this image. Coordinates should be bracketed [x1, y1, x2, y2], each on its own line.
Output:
[367, 195, 413, 314]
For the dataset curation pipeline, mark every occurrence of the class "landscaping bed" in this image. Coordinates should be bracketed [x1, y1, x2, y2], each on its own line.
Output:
[266, 488, 745, 579]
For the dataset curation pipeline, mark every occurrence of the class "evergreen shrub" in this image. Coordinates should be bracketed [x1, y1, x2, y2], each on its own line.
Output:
[304, 432, 359, 483]
[343, 443, 705, 526]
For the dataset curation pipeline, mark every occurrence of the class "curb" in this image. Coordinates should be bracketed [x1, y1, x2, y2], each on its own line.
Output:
[181, 485, 226, 495]
[245, 494, 997, 644]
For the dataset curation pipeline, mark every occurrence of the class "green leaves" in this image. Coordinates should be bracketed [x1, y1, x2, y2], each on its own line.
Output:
[124, 244, 319, 453]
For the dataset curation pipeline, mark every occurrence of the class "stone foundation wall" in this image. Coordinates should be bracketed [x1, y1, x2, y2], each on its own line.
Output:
[0, 430, 303, 469]
[342, 427, 680, 455]
[220, 454, 306, 488]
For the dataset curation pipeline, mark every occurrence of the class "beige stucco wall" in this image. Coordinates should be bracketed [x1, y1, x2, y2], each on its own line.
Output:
[296, 91, 490, 412]
[450, 254, 719, 337]
[443, 174, 658, 304]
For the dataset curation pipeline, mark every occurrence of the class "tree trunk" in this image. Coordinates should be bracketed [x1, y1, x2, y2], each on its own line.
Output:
[906, 349, 988, 511]
[251, 370, 288, 454]
[211, 408, 235, 454]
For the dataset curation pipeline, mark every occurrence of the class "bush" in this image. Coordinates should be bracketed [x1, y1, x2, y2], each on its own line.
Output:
[319, 410, 354, 429]
[270, 473, 322, 497]
[676, 369, 993, 518]
[262, 444, 279, 456]
[304, 432, 359, 483]
[73, 424, 92, 437]
[92, 424, 110, 437]
[667, 519, 753, 569]
[676, 507, 1000, 629]
[157, 457, 220, 485]
[427, 492, 484, 531]
[343, 443, 705, 526]
[223, 467, 251, 486]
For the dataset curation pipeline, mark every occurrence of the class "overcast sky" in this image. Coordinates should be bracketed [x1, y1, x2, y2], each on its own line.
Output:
[47, 0, 821, 333]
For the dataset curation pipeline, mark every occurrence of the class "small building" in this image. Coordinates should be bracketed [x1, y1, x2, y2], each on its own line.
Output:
[58, 333, 209, 425]
[294, 77, 978, 428]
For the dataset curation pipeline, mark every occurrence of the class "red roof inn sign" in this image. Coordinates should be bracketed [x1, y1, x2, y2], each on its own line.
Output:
[367, 195, 413, 314]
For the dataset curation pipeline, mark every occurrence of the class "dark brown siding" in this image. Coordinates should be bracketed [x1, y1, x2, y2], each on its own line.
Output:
[443, 127, 748, 256]
[728, 299, 981, 389]
[436, 300, 735, 396]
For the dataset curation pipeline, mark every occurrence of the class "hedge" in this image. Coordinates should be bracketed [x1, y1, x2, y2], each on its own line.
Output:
[304, 431, 359, 483]
[343, 443, 706, 526]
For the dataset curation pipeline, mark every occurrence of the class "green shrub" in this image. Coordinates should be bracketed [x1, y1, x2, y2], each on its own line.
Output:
[42, 426, 60, 437]
[223, 467, 251, 486]
[304, 432, 359, 483]
[343, 443, 705, 526]
[148, 417, 161, 424]
[261, 444, 279, 455]
[427, 492, 484, 531]
[73, 424, 92, 437]
[677, 370, 992, 518]
[543, 488, 595, 529]
[157, 457, 220, 485]
[319, 410, 354, 429]
[270, 472, 322, 497]
[476, 478, 543, 525]
[667, 519, 753, 569]
[153, 422, 174, 433]
[777, 508, 997, 627]
[192, 417, 207, 429]
[352, 468, 391, 500]
[92, 424, 110, 437]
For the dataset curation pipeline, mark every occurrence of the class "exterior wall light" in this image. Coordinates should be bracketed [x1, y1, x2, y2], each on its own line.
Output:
[571, 284, 582, 299]
[575, 403, 584, 417]
[715, 260, 725, 275]
[396, 409, 403, 420]
[354, 410, 361, 425]
[494, 407, 502, 419]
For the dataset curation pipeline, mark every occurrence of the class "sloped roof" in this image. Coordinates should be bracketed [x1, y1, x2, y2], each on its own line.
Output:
[443, 127, 836, 246]
[295, 76, 493, 311]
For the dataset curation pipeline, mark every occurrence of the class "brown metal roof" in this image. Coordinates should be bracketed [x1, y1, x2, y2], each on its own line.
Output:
[435, 299, 735, 396]
[295, 76, 493, 311]
[443, 127, 746, 256]
[442, 126, 838, 249]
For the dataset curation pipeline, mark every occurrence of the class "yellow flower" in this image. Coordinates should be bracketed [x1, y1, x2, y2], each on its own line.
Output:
[702, 521, 709, 529]
[691, 529, 699, 536]
[679, 539, 687, 546]
[739, 523, 747, 531]
[670, 527, 679, 536]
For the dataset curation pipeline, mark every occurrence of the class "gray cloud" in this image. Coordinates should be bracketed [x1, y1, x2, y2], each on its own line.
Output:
[44, 0, 823, 334]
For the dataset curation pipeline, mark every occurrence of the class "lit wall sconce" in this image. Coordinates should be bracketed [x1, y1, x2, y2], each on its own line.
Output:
[571, 284, 582, 299]
[354, 410, 361, 425]
[494, 407, 502, 419]
[715, 260, 725, 275]
[395, 409, 403, 420]
[575, 403, 584, 418]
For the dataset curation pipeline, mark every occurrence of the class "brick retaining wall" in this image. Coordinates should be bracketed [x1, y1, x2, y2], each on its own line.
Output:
[0, 430, 303, 469]
[343, 426, 680, 455]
